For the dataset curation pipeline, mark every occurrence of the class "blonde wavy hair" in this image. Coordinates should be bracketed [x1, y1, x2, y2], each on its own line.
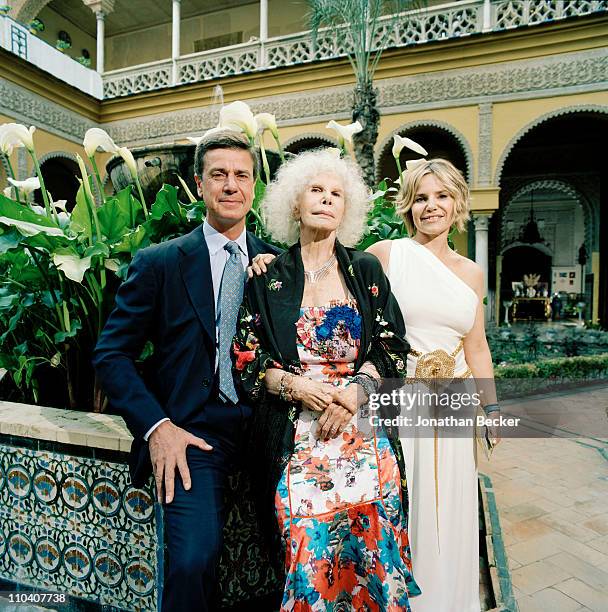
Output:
[262, 149, 371, 247]
[395, 158, 470, 235]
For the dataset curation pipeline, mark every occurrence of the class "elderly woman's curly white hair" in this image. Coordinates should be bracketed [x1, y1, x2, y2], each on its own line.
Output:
[261, 148, 371, 247]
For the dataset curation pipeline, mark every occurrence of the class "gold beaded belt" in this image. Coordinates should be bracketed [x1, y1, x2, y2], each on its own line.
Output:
[406, 338, 472, 382]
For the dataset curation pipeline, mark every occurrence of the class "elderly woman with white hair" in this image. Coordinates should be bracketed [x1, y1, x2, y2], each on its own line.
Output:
[233, 149, 420, 610]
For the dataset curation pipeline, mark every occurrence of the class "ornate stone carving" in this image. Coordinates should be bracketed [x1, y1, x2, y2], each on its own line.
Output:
[478, 102, 493, 187]
[12, 0, 52, 24]
[0, 77, 96, 143]
[473, 213, 491, 231]
[377, 49, 606, 109]
[101, 48, 607, 147]
[37, 150, 78, 166]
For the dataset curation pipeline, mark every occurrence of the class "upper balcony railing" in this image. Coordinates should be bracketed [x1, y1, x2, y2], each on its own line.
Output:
[102, 0, 607, 100]
[0, 13, 103, 99]
[1, 1, 605, 102]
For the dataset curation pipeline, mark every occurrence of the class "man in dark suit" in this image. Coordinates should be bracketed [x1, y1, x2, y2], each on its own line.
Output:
[93, 131, 280, 611]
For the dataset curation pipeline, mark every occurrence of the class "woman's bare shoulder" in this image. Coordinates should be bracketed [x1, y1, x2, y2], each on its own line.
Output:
[450, 251, 483, 289]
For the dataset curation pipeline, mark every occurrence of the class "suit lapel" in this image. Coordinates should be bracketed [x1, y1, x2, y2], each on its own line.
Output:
[178, 226, 216, 344]
[246, 232, 262, 262]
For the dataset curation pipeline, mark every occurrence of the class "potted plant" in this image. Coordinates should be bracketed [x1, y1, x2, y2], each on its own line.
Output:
[55, 39, 71, 52]
[29, 18, 44, 35]
[56, 30, 71, 52]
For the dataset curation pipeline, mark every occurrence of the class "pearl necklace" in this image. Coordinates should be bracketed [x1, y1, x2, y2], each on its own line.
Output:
[304, 254, 336, 284]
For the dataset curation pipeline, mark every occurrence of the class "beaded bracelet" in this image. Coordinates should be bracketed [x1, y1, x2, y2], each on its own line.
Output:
[278, 372, 294, 402]
[357, 371, 380, 392]
[351, 374, 378, 402]
[484, 403, 500, 414]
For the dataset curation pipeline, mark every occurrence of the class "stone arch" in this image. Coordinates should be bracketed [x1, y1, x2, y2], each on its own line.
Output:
[36, 151, 81, 210]
[38, 150, 79, 167]
[494, 105, 608, 186]
[283, 133, 338, 155]
[500, 178, 597, 259]
[376, 120, 474, 184]
[12, 0, 53, 23]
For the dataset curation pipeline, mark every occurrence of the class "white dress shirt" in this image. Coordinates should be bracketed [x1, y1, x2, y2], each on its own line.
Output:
[143, 221, 249, 441]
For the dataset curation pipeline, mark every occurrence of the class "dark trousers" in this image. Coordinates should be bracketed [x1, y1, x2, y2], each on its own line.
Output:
[161, 399, 250, 612]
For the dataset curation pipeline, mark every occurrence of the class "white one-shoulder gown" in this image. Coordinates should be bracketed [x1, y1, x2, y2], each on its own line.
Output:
[387, 237, 481, 612]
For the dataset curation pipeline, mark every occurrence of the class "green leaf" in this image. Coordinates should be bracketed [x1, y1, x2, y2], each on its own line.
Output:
[253, 179, 266, 212]
[53, 319, 81, 343]
[0, 229, 22, 254]
[0, 194, 63, 237]
[98, 188, 140, 242]
[150, 184, 183, 221]
[111, 225, 148, 255]
[0, 294, 18, 310]
[84, 242, 110, 259]
[0, 305, 24, 343]
[71, 182, 93, 237]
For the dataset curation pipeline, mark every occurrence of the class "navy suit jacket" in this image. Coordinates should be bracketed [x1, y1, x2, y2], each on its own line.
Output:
[92, 225, 280, 487]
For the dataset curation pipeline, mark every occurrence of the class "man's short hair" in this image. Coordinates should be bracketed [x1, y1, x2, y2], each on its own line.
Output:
[194, 130, 259, 177]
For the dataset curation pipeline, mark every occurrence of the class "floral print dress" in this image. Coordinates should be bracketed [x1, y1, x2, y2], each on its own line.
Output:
[275, 298, 420, 611]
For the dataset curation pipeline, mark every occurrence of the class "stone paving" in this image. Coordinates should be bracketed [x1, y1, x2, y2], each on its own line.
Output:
[479, 384, 608, 612]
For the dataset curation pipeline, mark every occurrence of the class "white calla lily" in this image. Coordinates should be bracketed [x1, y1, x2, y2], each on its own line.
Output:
[392, 134, 428, 158]
[0, 123, 36, 152]
[255, 113, 279, 138]
[219, 101, 258, 141]
[56, 212, 71, 229]
[7, 176, 41, 196]
[3, 187, 13, 198]
[30, 205, 46, 216]
[51, 199, 68, 212]
[325, 120, 363, 146]
[117, 146, 138, 180]
[0, 125, 14, 156]
[83, 128, 118, 158]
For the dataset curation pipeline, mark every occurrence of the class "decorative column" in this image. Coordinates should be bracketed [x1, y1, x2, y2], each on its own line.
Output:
[172, 0, 181, 85]
[95, 12, 105, 72]
[259, 0, 268, 67]
[473, 213, 492, 319]
[482, 0, 492, 32]
[83, 0, 115, 73]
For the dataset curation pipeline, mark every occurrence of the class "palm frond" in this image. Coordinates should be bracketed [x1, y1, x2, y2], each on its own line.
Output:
[307, 0, 426, 84]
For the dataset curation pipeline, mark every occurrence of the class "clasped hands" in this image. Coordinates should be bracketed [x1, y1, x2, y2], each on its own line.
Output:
[286, 375, 365, 440]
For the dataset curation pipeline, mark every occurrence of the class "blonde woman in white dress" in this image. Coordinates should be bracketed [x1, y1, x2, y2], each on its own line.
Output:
[366, 158, 500, 612]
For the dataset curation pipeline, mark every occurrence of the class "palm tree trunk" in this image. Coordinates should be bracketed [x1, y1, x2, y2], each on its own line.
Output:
[352, 80, 380, 186]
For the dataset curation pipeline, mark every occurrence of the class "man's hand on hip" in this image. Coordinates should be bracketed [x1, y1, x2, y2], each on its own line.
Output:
[149, 420, 213, 504]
